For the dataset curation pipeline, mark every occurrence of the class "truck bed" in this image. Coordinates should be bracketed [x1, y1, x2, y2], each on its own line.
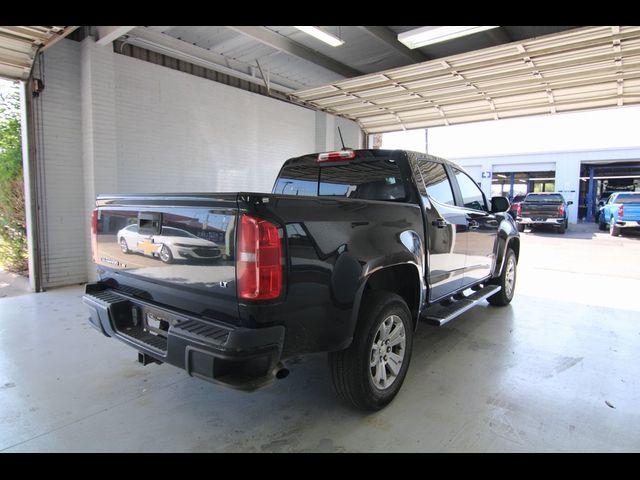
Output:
[93, 191, 424, 356]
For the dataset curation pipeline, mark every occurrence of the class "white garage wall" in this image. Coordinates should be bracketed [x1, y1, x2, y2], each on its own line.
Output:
[34, 38, 361, 288]
[113, 52, 317, 193]
[32, 40, 87, 288]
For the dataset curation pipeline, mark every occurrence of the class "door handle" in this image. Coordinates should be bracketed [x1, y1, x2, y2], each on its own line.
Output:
[432, 218, 446, 228]
[468, 220, 479, 230]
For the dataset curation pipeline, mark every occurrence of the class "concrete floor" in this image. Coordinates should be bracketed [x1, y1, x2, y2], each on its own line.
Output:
[1, 223, 639, 452]
[0, 269, 30, 299]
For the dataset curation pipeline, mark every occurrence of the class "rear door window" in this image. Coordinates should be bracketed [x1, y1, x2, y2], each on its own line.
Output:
[452, 168, 487, 211]
[415, 161, 455, 206]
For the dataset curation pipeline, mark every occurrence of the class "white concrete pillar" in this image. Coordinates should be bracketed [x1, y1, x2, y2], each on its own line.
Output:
[81, 38, 118, 280]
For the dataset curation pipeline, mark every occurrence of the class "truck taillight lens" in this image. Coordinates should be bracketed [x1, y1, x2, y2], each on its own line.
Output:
[515, 203, 521, 215]
[558, 205, 565, 216]
[619, 205, 624, 218]
[91, 209, 98, 263]
[237, 214, 282, 300]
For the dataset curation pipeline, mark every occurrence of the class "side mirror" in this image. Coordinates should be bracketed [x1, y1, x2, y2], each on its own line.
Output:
[491, 196, 510, 213]
[567, 201, 573, 206]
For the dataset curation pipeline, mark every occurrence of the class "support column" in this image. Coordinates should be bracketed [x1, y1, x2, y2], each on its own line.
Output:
[81, 38, 118, 281]
[20, 81, 39, 291]
[586, 166, 595, 221]
[509, 172, 515, 200]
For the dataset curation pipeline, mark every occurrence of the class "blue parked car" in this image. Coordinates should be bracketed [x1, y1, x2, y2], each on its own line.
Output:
[599, 192, 640, 236]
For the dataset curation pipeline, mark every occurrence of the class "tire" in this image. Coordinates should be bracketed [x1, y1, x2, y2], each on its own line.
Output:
[598, 216, 607, 231]
[557, 222, 566, 234]
[517, 223, 525, 232]
[329, 291, 413, 411]
[119, 237, 130, 254]
[159, 244, 174, 263]
[610, 217, 621, 237]
[488, 248, 517, 306]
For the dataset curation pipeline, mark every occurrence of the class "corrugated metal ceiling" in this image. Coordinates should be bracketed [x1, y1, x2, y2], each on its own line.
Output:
[0, 26, 77, 80]
[290, 26, 640, 134]
[130, 26, 579, 94]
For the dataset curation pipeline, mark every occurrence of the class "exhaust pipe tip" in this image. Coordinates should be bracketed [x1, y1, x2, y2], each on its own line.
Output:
[273, 362, 290, 379]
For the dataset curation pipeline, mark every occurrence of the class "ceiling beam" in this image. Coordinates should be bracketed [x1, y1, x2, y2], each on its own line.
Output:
[125, 27, 302, 92]
[96, 26, 136, 45]
[41, 26, 80, 51]
[486, 27, 512, 45]
[359, 26, 429, 64]
[226, 26, 362, 78]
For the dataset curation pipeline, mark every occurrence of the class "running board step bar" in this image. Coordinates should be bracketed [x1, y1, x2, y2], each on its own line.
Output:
[422, 285, 501, 326]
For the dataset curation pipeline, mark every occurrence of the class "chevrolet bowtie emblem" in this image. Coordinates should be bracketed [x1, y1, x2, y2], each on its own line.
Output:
[138, 239, 161, 255]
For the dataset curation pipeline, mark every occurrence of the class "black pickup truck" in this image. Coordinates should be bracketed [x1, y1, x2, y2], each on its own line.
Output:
[516, 192, 572, 234]
[83, 149, 520, 410]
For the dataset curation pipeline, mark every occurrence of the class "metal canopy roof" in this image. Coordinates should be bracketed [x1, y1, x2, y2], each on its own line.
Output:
[289, 26, 640, 134]
[0, 26, 78, 80]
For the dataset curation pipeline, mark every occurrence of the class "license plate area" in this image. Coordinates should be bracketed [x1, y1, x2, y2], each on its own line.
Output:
[143, 310, 168, 337]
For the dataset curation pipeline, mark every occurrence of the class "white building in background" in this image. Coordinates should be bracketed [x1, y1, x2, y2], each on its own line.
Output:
[451, 146, 640, 224]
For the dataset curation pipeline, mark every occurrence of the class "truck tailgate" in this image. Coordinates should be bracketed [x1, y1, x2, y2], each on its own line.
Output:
[621, 204, 640, 219]
[94, 193, 239, 323]
[521, 203, 561, 218]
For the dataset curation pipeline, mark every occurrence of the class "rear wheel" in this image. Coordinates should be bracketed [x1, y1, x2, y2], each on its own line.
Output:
[557, 222, 566, 234]
[488, 248, 516, 306]
[517, 223, 525, 232]
[598, 215, 607, 231]
[610, 217, 621, 237]
[119, 237, 130, 253]
[329, 291, 413, 411]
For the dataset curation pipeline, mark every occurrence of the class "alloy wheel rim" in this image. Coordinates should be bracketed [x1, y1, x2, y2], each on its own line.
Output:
[369, 315, 406, 390]
[120, 239, 127, 252]
[505, 256, 516, 298]
[160, 246, 170, 262]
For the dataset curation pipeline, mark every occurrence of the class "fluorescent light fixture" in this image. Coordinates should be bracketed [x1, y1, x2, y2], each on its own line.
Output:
[294, 26, 344, 47]
[398, 26, 500, 49]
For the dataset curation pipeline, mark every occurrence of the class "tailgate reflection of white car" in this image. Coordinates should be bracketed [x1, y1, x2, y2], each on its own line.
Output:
[117, 225, 221, 263]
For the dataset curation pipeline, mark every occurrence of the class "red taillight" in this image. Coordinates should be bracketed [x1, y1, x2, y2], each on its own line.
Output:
[237, 214, 282, 300]
[91, 209, 98, 263]
[558, 204, 565, 216]
[317, 150, 356, 162]
[515, 203, 521, 216]
[619, 204, 624, 218]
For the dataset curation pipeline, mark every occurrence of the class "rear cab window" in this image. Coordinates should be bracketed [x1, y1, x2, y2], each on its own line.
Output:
[614, 193, 640, 204]
[274, 152, 407, 202]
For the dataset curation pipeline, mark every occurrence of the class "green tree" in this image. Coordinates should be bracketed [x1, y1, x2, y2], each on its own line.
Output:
[0, 82, 27, 273]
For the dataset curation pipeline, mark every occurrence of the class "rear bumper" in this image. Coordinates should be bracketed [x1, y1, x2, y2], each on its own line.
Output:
[517, 217, 564, 225]
[615, 220, 640, 228]
[82, 283, 284, 391]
